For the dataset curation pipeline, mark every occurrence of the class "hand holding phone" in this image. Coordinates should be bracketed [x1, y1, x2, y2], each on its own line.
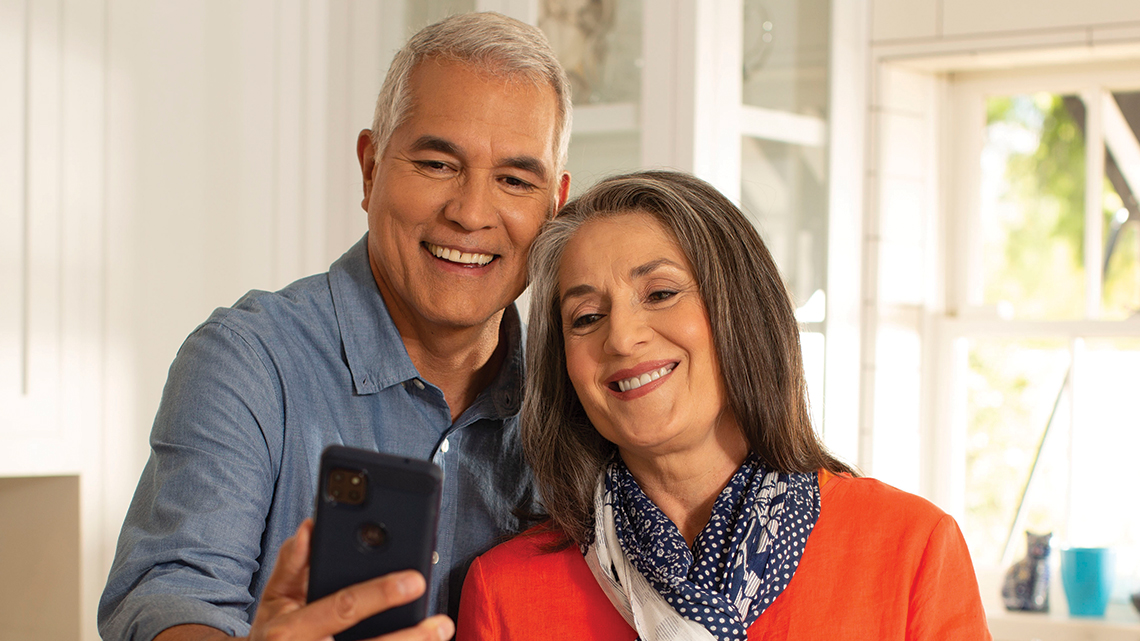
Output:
[227, 519, 454, 641]
[306, 445, 444, 641]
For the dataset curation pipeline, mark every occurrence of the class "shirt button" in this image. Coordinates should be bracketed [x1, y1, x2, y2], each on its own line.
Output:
[413, 379, 425, 390]
[432, 551, 439, 565]
[439, 439, 450, 453]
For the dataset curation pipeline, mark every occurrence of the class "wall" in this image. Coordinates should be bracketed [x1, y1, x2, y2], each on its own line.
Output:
[872, 0, 1140, 45]
[1, 1, 380, 637]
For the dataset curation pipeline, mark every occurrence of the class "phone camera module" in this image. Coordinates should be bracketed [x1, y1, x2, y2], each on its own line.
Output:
[326, 467, 367, 505]
[357, 522, 387, 549]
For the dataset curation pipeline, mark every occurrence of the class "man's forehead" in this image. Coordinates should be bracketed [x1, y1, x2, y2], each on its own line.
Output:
[393, 60, 561, 171]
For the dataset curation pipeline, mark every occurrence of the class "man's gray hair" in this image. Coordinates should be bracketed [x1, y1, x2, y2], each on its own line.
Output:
[371, 12, 573, 171]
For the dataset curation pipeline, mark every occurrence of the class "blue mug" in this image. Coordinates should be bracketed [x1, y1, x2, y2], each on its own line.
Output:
[1061, 547, 1115, 617]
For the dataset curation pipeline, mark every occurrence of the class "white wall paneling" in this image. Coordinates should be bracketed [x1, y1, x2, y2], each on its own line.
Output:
[0, 0, 28, 420]
[640, 0, 743, 201]
[1, 1, 107, 639]
[821, 0, 868, 469]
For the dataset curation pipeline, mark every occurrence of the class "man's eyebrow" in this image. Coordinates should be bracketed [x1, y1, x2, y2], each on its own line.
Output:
[501, 155, 549, 182]
[409, 136, 462, 156]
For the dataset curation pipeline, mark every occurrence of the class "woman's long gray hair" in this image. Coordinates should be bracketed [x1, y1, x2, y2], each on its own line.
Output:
[522, 170, 856, 547]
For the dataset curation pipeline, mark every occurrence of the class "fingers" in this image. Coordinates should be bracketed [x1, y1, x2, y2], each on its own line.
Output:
[268, 570, 427, 640]
[373, 615, 454, 641]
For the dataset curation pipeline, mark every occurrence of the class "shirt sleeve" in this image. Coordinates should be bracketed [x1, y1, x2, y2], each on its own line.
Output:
[98, 320, 284, 641]
[906, 514, 993, 640]
[456, 556, 500, 641]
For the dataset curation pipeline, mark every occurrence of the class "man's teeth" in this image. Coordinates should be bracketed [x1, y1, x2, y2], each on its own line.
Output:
[427, 243, 493, 266]
[616, 364, 676, 392]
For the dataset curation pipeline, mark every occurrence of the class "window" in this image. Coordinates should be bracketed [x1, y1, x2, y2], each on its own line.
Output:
[946, 69, 1140, 587]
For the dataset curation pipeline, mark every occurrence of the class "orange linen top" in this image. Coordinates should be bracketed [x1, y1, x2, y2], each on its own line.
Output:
[457, 472, 992, 640]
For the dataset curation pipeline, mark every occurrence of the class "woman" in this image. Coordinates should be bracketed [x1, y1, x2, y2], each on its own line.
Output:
[457, 171, 991, 640]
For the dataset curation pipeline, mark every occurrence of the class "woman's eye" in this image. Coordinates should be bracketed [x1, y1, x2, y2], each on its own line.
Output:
[647, 290, 678, 302]
[571, 313, 602, 329]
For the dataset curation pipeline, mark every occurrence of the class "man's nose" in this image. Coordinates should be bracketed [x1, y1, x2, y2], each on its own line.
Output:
[444, 175, 497, 231]
[603, 304, 651, 356]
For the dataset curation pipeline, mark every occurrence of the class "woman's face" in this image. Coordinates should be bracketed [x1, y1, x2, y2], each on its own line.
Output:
[558, 211, 736, 462]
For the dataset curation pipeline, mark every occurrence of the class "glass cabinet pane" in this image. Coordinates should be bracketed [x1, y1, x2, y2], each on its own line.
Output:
[742, 0, 830, 118]
[406, 0, 475, 32]
[539, 0, 642, 105]
[541, 0, 643, 195]
[741, 137, 828, 311]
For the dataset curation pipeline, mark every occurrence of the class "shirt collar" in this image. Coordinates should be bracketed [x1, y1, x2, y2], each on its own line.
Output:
[328, 235, 524, 418]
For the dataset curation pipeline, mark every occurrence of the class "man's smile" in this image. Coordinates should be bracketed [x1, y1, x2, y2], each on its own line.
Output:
[424, 242, 496, 266]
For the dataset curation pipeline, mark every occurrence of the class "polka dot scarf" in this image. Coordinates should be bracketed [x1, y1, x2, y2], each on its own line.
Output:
[584, 454, 820, 641]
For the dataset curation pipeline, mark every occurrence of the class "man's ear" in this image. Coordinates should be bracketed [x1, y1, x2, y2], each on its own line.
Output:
[554, 172, 571, 215]
[357, 130, 377, 210]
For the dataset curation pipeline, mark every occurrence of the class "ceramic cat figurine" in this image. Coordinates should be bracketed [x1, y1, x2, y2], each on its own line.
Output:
[1002, 531, 1052, 611]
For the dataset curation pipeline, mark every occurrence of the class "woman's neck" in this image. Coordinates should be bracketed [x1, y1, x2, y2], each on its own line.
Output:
[621, 424, 750, 547]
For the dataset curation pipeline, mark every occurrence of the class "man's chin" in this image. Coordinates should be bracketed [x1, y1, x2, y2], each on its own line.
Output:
[419, 298, 513, 331]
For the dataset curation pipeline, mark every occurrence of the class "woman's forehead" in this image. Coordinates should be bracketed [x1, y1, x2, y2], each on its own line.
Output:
[556, 212, 690, 290]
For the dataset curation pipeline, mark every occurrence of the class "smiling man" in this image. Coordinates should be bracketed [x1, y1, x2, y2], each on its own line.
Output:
[99, 13, 570, 641]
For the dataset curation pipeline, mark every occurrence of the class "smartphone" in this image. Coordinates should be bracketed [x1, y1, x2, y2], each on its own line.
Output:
[307, 445, 443, 641]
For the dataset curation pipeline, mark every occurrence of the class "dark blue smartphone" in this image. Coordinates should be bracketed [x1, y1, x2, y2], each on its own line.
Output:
[307, 445, 443, 641]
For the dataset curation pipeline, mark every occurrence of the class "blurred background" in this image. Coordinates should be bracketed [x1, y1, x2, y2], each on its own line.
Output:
[2, 0, 1139, 638]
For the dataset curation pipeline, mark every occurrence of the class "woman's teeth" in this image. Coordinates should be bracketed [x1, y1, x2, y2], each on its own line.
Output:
[615, 364, 676, 392]
[427, 243, 493, 266]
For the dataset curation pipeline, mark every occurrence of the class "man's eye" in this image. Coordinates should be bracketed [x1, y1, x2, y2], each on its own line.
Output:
[501, 175, 536, 191]
[415, 160, 452, 172]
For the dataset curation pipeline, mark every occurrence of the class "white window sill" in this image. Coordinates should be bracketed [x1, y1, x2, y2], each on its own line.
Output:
[987, 604, 1140, 641]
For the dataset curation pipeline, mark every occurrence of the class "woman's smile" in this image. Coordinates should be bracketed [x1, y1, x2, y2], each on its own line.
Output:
[608, 361, 678, 393]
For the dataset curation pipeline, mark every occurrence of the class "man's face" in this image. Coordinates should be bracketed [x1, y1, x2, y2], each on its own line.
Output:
[358, 59, 570, 337]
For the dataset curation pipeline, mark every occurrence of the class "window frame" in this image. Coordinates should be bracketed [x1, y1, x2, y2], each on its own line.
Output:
[937, 62, 1140, 569]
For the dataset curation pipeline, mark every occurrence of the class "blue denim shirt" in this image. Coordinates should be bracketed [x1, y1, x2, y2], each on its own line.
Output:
[98, 236, 536, 640]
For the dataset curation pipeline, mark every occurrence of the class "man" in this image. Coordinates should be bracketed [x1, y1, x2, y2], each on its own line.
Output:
[99, 12, 571, 640]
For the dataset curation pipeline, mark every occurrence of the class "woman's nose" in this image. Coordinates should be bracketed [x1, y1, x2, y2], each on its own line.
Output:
[603, 304, 651, 356]
[443, 176, 497, 231]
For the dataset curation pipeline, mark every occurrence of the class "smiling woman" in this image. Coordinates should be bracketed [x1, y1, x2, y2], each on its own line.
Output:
[556, 211, 741, 511]
[455, 171, 994, 641]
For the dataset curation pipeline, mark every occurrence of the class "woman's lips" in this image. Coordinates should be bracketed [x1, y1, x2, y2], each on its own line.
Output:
[606, 360, 679, 397]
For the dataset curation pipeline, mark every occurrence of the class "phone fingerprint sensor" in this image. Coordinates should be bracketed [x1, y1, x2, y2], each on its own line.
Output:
[357, 522, 387, 550]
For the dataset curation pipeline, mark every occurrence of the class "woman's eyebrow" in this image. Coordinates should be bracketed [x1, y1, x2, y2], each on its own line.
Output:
[630, 258, 683, 279]
[560, 283, 596, 302]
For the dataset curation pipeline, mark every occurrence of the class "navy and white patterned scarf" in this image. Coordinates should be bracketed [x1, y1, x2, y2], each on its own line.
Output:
[585, 453, 820, 641]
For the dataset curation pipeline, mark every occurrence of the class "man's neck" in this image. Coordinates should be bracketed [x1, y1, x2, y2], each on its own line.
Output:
[400, 315, 508, 423]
